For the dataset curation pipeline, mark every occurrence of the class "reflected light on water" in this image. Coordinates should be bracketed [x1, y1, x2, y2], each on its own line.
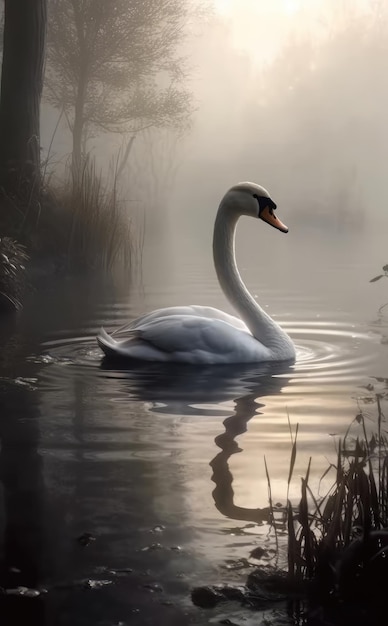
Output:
[36, 308, 384, 536]
[1, 221, 387, 623]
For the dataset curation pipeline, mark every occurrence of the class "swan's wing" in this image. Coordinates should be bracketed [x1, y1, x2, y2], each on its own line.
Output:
[104, 314, 270, 364]
[97, 326, 168, 361]
[115, 305, 248, 335]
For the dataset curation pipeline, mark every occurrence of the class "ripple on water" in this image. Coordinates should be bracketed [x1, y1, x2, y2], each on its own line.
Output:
[34, 318, 378, 392]
[286, 321, 377, 383]
[25, 310, 386, 609]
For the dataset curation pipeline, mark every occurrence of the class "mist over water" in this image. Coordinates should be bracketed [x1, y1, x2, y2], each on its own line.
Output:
[1, 212, 385, 624]
[167, 1, 387, 233]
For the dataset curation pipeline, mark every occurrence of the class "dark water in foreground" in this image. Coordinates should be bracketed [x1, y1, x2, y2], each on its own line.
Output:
[0, 219, 387, 625]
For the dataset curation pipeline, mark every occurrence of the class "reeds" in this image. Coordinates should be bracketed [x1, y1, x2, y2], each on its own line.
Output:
[55, 154, 133, 272]
[266, 391, 388, 606]
[1, 148, 133, 275]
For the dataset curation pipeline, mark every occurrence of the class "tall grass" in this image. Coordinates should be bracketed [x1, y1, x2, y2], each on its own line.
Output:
[0, 122, 134, 314]
[1, 150, 133, 275]
[270, 391, 388, 606]
[63, 155, 132, 271]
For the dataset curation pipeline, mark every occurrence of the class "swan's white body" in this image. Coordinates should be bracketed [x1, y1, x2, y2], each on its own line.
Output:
[97, 182, 296, 364]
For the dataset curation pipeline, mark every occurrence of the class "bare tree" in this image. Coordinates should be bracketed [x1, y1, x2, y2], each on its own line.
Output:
[46, 0, 195, 175]
[0, 0, 47, 204]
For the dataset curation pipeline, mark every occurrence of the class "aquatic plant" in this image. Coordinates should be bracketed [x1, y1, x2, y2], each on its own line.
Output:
[56, 154, 133, 271]
[0, 236, 28, 311]
[192, 394, 388, 625]
[370, 264, 388, 320]
[282, 389, 388, 608]
[370, 264, 388, 284]
[0, 97, 133, 272]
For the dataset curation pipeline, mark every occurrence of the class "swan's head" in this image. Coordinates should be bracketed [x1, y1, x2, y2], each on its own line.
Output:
[222, 182, 288, 233]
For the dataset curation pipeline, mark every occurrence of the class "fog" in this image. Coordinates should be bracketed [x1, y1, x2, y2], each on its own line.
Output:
[2, 5, 388, 621]
[40, 0, 388, 245]
[173, 0, 387, 232]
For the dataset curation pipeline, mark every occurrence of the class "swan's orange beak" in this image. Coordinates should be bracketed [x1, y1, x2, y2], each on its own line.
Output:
[259, 205, 288, 233]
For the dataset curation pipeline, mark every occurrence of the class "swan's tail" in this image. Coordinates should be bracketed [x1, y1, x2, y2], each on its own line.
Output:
[97, 327, 120, 358]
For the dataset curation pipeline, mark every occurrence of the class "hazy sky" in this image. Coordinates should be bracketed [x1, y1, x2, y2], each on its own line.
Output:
[213, 0, 371, 63]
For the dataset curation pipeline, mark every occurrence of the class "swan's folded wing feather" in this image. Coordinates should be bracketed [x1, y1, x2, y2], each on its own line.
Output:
[132, 314, 270, 363]
[129, 306, 248, 333]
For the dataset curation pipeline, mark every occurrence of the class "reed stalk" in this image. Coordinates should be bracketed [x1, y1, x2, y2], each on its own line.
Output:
[280, 398, 388, 605]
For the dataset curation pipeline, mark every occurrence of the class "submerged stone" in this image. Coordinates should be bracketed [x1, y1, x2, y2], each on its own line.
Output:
[76, 532, 96, 547]
[5, 586, 43, 598]
[191, 584, 247, 608]
[191, 585, 225, 608]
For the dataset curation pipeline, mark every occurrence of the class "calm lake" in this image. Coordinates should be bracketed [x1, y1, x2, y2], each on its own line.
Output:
[0, 212, 387, 625]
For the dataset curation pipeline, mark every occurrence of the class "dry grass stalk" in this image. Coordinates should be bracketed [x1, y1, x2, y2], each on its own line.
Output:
[280, 395, 388, 604]
[63, 154, 132, 271]
[263, 388, 388, 612]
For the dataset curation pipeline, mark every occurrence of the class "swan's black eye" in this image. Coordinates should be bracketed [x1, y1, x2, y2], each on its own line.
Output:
[253, 194, 277, 215]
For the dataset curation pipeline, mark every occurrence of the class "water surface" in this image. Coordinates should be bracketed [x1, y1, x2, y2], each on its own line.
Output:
[0, 218, 387, 625]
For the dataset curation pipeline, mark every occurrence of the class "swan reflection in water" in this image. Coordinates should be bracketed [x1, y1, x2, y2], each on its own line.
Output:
[101, 359, 291, 525]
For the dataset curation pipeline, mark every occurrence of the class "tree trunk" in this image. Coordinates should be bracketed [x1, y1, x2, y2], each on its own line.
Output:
[70, 2, 88, 183]
[0, 0, 47, 204]
[71, 78, 86, 182]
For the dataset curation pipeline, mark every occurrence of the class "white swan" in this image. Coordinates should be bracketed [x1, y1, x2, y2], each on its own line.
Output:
[97, 182, 296, 364]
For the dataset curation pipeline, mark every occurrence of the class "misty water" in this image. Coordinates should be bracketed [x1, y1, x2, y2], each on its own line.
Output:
[0, 213, 387, 625]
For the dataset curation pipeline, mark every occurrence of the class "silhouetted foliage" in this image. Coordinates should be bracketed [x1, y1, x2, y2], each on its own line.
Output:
[0, 236, 28, 311]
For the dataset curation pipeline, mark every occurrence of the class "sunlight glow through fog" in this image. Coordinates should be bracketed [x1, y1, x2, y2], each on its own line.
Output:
[213, 0, 324, 63]
[213, 0, 371, 63]
[215, 0, 302, 15]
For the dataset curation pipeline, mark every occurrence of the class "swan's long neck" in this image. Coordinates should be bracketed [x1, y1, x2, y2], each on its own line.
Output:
[213, 204, 292, 355]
